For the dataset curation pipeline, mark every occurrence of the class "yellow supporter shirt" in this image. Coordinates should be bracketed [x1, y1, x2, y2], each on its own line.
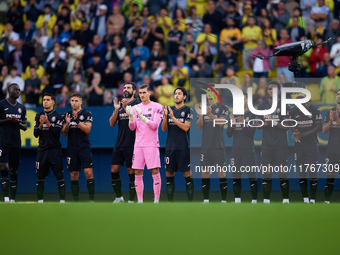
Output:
[196, 33, 217, 52]
[36, 14, 57, 36]
[263, 28, 277, 48]
[242, 25, 262, 49]
[171, 66, 190, 90]
[23, 65, 45, 80]
[219, 28, 241, 45]
[157, 84, 175, 106]
[157, 16, 173, 42]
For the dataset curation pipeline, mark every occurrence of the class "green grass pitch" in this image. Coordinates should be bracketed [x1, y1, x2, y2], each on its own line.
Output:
[0, 202, 339, 255]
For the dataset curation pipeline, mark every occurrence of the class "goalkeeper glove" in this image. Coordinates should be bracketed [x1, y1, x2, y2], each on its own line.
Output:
[126, 105, 134, 123]
[134, 106, 149, 124]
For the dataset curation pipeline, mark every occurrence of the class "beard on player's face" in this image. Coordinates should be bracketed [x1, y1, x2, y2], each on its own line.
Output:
[123, 91, 133, 98]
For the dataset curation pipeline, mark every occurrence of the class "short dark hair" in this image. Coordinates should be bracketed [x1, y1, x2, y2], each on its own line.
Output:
[70, 93, 82, 99]
[43, 93, 56, 102]
[267, 80, 281, 90]
[174, 87, 187, 98]
[11, 66, 18, 71]
[8, 83, 19, 92]
[139, 84, 150, 91]
[124, 82, 136, 90]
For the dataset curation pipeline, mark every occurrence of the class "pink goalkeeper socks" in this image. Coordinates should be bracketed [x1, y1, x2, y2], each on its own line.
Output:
[152, 173, 161, 201]
[135, 175, 144, 201]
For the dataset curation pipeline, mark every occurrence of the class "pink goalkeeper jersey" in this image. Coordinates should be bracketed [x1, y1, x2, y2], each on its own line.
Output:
[129, 101, 163, 148]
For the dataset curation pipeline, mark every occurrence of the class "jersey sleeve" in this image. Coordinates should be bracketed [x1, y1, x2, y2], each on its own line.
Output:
[185, 108, 193, 122]
[280, 105, 291, 121]
[255, 102, 264, 121]
[314, 107, 322, 124]
[146, 104, 163, 130]
[34, 113, 41, 138]
[55, 113, 63, 129]
[324, 110, 330, 124]
[85, 111, 93, 123]
[21, 106, 27, 123]
[220, 105, 229, 119]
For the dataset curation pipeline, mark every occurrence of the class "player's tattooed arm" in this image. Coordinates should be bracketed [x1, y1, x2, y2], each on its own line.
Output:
[109, 98, 120, 127]
[195, 104, 203, 130]
[161, 105, 168, 132]
[62, 113, 71, 136]
[73, 111, 92, 134]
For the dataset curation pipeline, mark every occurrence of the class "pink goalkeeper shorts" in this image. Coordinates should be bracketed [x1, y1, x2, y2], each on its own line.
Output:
[132, 147, 161, 170]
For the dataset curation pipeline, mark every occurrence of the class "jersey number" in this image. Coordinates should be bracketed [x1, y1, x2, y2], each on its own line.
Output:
[230, 158, 235, 166]
[200, 154, 204, 162]
[165, 157, 170, 164]
[67, 157, 71, 165]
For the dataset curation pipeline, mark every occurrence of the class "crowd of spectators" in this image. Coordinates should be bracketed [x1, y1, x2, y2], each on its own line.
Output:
[0, 0, 340, 107]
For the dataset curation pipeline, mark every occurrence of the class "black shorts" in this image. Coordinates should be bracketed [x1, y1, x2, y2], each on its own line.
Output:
[200, 148, 226, 167]
[261, 146, 288, 167]
[165, 149, 190, 172]
[325, 153, 340, 176]
[231, 150, 257, 179]
[295, 145, 319, 178]
[67, 148, 93, 172]
[0, 147, 21, 169]
[36, 148, 63, 179]
[111, 147, 134, 168]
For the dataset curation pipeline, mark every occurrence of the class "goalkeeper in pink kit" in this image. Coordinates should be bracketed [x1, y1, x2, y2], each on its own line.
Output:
[126, 84, 163, 203]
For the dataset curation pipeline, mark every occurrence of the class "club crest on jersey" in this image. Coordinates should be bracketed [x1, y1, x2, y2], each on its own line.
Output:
[79, 115, 84, 121]
[181, 111, 185, 117]
[18, 108, 22, 113]
[215, 108, 219, 113]
[51, 116, 56, 122]
[148, 107, 152, 112]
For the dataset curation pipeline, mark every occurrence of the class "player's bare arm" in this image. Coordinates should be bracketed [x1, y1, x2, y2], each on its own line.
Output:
[161, 105, 168, 132]
[109, 98, 121, 127]
[195, 104, 203, 130]
[168, 106, 191, 132]
[62, 113, 71, 136]
[206, 106, 225, 128]
[323, 110, 334, 134]
[73, 111, 92, 134]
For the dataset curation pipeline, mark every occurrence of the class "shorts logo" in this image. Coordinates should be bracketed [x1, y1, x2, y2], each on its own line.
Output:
[79, 115, 84, 121]
[148, 107, 152, 112]
[181, 111, 185, 117]
[18, 108, 22, 113]
[51, 116, 56, 122]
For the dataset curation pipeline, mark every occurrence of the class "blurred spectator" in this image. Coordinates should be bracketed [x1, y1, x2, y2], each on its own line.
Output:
[203, 0, 224, 35]
[169, 0, 187, 19]
[173, 9, 186, 33]
[170, 56, 190, 90]
[286, 0, 300, 17]
[119, 55, 134, 81]
[221, 66, 240, 105]
[85, 35, 106, 66]
[57, 6, 71, 29]
[309, 37, 329, 77]
[151, 60, 170, 85]
[67, 59, 86, 84]
[196, 24, 217, 56]
[147, 0, 167, 17]
[127, 19, 145, 49]
[179, 34, 198, 67]
[191, 54, 213, 78]
[319, 65, 340, 104]
[215, 0, 228, 15]
[271, 1, 290, 34]
[135, 60, 151, 84]
[286, 8, 306, 30]
[0, 66, 9, 100]
[301, 0, 318, 17]
[56, 85, 70, 108]
[186, 6, 203, 37]
[276, 29, 294, 81]
[46, 46, 67, 91]
[36, 0, 60, 14]
[118, 72, 134, 99]
[103, 61, 120, 90]
[141, 6, 153, 29]
[86, 52, 105, 83]
[241, 16, 262, 69]
[149, 41, 167, 68]
[143, 18, 164, 50]
[71, 72, 89, 106]
[46, 43, 67, 63]
[6, 0, 23, 33]
[24, 0, 42, 24]
[287, 16, 306, 42]
[325, 19, 340, 52]
[66, 37, 84, 74]
[316, 52, 333, 78]
[58, 0, 76, 13]
[39, 74, 54, 102]
[107, 4, 125, 29]
[257, 8, 270, 25]
[56, 23, 72, 48]
[219, 18, 241, 52]
[168, 21, 183, 68]
[251, 40, 271, 79]
[156, 8, 173, 42]
[155, 76, 175, 106]
[70, 10, 85, 32]
[2, 67, 25, 104]
[74, 19, 95, 50]
[330, 34, 340, 67]
[122, 0, 143, 17]
[106, 35, 126, 67]
[126, 3, 142, 26]
[33, 27, 53, 62]
[86, 72, 105, 106]
[51, 24, 60, 45]
[20, 20, 36, 47]
[90, 4, 108, 40]
[310, 0, 330, 28]
[130, 38, 150, 70]
[25, 67, 41, 108]
[262, 18, 276, 69]
[0, 23, 19, 62]
[103, 89, 114, 106]
[241, 4, 253, 28]
[242, 73, 257, 95]
[253, 76, 268, 104]
[24, 56, 45, 80]
[297, 36, 312, 78]
[308, 19, 327, 41]
[8, 39, 31, 75]
[77, 0, 91, 20]
[36, 4, 57, 36]
[225, 3, 241, 29]
[215, 44, 238, 78]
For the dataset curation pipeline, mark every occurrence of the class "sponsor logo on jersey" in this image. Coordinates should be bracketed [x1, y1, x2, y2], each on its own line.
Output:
[18, 108, 22, 113]
[51, 116, 56, 122]
[215, 108, 219, 113]
[181, 111, 185, 117]
[79, 115, 84, 120]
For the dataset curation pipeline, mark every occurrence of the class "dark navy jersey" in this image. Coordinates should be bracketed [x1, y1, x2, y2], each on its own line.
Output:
[34, 109, 63, 151]
[290, 104, 322, 147]
[114, 99, 140, 148]
[256, 99, 291, 148]
[166, 105, 193, 151]
[324, 108, 340, 155]
[63, 109, 93, 151]
[227, 110, 256, 154]
[0, 99, 26, 148]
[199, 103, 229, 149]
